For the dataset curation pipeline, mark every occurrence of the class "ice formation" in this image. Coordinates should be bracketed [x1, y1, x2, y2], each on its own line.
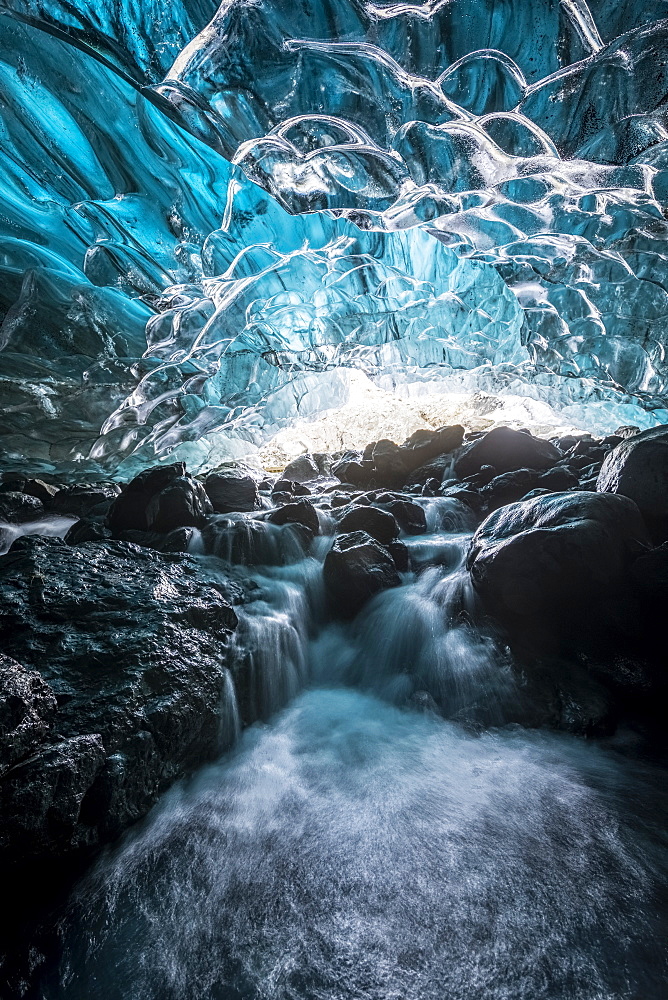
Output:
[2, 0, 668, 474]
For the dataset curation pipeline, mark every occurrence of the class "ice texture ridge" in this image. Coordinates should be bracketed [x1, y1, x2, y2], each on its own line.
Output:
[1, 0, 668, 474]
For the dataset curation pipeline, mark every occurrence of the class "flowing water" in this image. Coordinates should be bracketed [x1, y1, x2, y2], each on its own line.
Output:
[37, 512, 668, 999]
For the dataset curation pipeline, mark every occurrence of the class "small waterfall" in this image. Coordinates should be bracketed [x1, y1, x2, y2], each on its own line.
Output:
[218, 667, 241, 750]
[0, 515, 78, 555]
[311, 529, 514, 725]
[230, 572, 312, 723]
[201, 515, 312, 566]
[418, 496, 476, 534]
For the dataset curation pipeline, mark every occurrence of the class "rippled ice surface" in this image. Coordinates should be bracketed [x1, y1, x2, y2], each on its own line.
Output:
[47, 691, 667, 999]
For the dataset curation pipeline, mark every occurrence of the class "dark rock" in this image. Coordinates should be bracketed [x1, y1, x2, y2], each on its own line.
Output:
[480, 469, 542, 511]
[456, 426, 561, 479]
[421, 478, 442, 496]
[0, 536, 239, 865]
[272, 479, 311, 497]
[369, 439, 410, 488]
[23, 479, 60, 503]
[108, 464, 185, 532]
[205, 472, 260, 514]
[0, 475, 27, 494]
[324, 531, 400, 618]
[440, 485, 484, 512]
[2, 734, 106, 858]
[614, 426, 641, 438]
[539, 466, 579, 492]
[0, 492, 43, 523]
[159, 526, 194, 553]
[597, 425, 668, 541]
[50, 484, 121, 518]
[480, 466, 579, 512]
[281, 454, 320, 483]
[0, 655, 57, 771]
[267, 499, 319, 534]
[521, 488, 551, 502]
[630, 542, 668, 601]
[468, 491, 650, 655]
[331, 451, 375, 488]
[555, 434, 580, 452]
[329, 491, 361, 508]
[65, 518, 112, 545]
[383, 499, 427, 535]
[513, 658, 615, 738]
[337, 505, 399, 545]
[148, 478, 213, 534]
[115, 529, 164, 549]
[108, 464, 212, 535]
[462, 464, 497, 488]
[405, 457, 452, 488]
[332, 427, 464, 491]
[388, 539, 410, 572]
[400, 424, 465, 468]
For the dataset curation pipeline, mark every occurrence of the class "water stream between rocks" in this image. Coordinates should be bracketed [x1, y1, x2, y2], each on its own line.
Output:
[33, 510, 668, 999]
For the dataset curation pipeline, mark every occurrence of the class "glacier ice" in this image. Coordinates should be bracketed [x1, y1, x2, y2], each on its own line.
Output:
[1, 0, 668, 475]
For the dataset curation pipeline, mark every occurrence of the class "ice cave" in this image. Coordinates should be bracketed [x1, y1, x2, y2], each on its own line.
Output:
[0, 1, 667, 997]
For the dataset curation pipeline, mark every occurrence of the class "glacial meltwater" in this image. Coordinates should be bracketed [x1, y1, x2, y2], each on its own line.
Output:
[36, 519, 668, 1000]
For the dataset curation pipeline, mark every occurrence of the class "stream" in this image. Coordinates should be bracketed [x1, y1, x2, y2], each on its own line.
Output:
[36, 512, 668, 999]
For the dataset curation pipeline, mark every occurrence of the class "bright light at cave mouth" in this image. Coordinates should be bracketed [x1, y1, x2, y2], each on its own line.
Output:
[2, 0, 668, 477]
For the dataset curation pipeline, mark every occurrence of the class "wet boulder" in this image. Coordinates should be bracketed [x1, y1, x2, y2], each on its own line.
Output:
[0, 491, 43, 523]
[597, 425, 668, 541]
[267, 499, 319, 535]
[383, 499, 427, 535]
[281, 454, 320, 483]
[49, 483, 121, 519]
[467, 491, 650, 655]
[400, 424, 465, 469]
[480, 469, 542, 511]
[332, 426, 464, 491]
[331, 451, 375, 489]
[337, 505, 399, 545]
[0, 535, 239, 865]
[324, 530, 400, 618]
[480, 466, 579, 512]
[108, 464, 212, 535]
[205, 471, 260, 514]
[0, 655, 57, 771]
[65, 518, 112, 545]
[271, 479, 311, 497]
[456, 426, 561, 479]
[22, 479, 59, 503]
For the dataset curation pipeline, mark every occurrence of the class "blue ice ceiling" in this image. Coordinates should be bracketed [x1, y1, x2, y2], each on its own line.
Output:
[2, 0, 668, 474]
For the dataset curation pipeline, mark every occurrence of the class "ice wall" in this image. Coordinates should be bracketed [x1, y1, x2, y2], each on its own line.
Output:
[1, 0, 668, 474]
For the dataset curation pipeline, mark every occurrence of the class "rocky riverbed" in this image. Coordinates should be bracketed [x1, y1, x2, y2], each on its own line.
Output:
[1, 421, 667, 995]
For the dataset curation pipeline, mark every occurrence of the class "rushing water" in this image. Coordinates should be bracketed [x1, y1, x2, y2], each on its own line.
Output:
[37, 512, 668, 999]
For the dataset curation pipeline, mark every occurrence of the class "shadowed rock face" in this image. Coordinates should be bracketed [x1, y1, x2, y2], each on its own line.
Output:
[456, 427, 562, 479]
[0, 535, 240, 865]
[597, 426, 668, 541]
[324, 530, 401, 618]
[468, 490, 649, 622]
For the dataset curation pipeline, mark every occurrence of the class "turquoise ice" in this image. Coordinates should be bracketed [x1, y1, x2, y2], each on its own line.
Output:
[1, 0, 668, 473]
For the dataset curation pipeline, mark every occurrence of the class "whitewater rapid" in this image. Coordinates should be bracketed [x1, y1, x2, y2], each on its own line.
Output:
[37, 519, 668, 999]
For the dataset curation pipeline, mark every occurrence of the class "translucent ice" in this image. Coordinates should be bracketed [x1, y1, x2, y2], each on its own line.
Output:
[1, 0, 668, 474]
